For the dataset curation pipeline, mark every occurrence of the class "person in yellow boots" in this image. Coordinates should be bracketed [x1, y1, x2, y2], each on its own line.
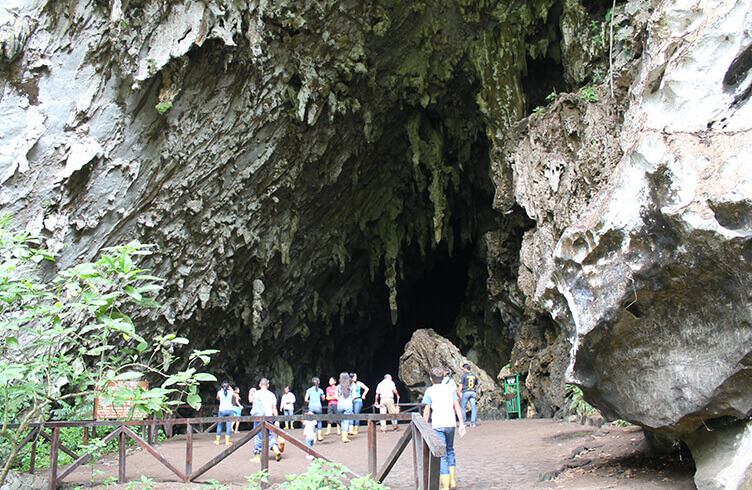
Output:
[422, 367, 466, 489]
[249, 378, 283, 462]
[336, 372, 355, 442]
[350, 373, 369, 435]
[325, 377, 339, 436]
[304, 377, 325, 442]
[215, 381, 234, 446]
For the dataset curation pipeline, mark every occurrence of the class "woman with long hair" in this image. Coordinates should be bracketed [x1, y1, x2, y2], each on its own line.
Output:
[215, 381, 234, 445]
[336, 372, 355, 442]
[350, 373, 369, 435]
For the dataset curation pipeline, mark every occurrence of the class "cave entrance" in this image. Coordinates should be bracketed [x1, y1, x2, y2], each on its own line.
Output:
[356, 239, 477, 399]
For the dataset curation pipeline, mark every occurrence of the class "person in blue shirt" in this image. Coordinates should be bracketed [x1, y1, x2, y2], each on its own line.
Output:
[304, 377, 325, 441]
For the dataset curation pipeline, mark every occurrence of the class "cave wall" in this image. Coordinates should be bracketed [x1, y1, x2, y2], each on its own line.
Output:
[0, 0, 560, 393]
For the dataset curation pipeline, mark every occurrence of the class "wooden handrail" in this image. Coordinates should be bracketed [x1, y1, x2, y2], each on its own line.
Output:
[410, 413, 446, 457]
[8, 412, 446, 489]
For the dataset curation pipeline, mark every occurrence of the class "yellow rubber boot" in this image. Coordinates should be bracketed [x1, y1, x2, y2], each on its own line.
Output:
[336, 424, 341, 435]
[440, 475, 451, 489]
[317, 429, 323, 442]
[214, 435, 220, 445]
[348, 425, 356, 435]
[224, 435, 232, 446]
[449, 467, 457, 488]
[250, 453, 260, 463]
[272, 444, 282, 461]
[353, 426, 359, 435]
[341, 431, 350, 443]
[278, 437, 285, 453]
[325, 424, 331, 436]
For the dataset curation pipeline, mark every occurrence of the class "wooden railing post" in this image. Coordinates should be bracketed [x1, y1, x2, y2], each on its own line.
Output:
[261, 422, 270, 477]
[186, 422, 193, 482]
[48, 428, 59, 490]
[368, 420, 377, 477]
[118, 428, 126, 483]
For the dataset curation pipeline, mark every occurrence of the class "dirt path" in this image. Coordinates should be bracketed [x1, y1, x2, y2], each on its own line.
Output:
[59, 420, 696, 489]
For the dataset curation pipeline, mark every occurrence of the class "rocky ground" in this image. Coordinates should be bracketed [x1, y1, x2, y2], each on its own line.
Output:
[56, 419, 696, 489]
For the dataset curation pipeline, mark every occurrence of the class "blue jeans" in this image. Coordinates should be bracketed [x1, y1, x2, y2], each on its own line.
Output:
[309, 406, 323, 430]
[338, 405, 353, 433]
[434, 427, 456, 475]
[353, 398, 363, 426]
[217, 409, 234, 436]
[461, 391, 477, 426]
[253, 421, 278, 454]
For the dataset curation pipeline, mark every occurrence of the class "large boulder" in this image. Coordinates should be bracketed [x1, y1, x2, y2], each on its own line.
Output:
[684, 419, 752, 490]
[399, 328, 506, 418]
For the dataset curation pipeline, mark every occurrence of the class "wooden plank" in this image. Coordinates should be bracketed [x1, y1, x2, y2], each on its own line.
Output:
[11, 412, 412, 430]
[186, 423, 193, 482]
[122, 426, 185, 481]
[422, 439, 430, 490]
[40, 429, 79, 460]
[410, 414, 445, 457]
[261, 423, 269, 476]
[427, 450, 440, 489]
[375, 421, 413, 483]
[30, 436, 37, 474]
[118, 429, 126, 483]
[412, 424, 419, 490]
[190, 423, 262, 481]
[264, 424, 337, 467]
[367, 420, 377, 478]
[57, 427, 123, 482]
[48, 427, 59, 490]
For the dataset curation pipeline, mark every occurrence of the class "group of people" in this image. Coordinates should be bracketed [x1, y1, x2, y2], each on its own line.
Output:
[214, 365, 478, 487]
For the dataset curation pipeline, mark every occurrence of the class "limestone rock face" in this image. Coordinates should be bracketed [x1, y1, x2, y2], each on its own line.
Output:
[500, 0, 752, 440]
[399, 328, 505, 417]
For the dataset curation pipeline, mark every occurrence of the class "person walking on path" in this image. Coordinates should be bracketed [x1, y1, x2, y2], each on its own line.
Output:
[249, 378, 284, 462]
[458, 363, 478, 427]
[215, 381, 235, 445]
[442, 369, 457, 391]
[375, 374, 400, 432]
[423, 367, 466, 489]
[336, 372, 355, 442]
[325, 377, 339, 436]
[302, 411, 317, 460]
[350, 373, 369, 435]
[304, 377, 325, 441]
[280, 386, 296, 429]
[231, 387, 243, 434]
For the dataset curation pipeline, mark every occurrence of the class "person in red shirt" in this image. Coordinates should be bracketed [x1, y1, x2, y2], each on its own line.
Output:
[325, 377, 339, 436]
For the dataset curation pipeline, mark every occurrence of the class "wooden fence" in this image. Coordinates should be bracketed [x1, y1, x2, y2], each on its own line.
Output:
[8, 412, 446, 489]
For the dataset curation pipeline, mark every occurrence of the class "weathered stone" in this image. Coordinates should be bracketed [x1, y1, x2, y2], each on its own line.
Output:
[0, 470, 48, 490]
[684, 419, 752, 490]
[398, 328, 506, 418]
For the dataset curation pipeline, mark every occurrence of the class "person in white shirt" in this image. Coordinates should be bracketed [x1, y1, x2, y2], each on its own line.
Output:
[280, 386, 296, 429]
[423, 367, 466, 489]
[249, 378, 283, 462]
[374, 374, 400, 432]
[215, 381, 234, 446]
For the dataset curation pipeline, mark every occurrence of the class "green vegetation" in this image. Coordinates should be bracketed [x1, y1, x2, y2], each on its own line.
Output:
[566, 384, 597, 417]
[579, 86, 598, 102]
[279, 460, 387, 489]
[155, 102, 173, 114]
[0, 219, 217, 484]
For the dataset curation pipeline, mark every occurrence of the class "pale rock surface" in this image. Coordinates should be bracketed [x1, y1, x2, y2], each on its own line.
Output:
[398, 328, 506, 418]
